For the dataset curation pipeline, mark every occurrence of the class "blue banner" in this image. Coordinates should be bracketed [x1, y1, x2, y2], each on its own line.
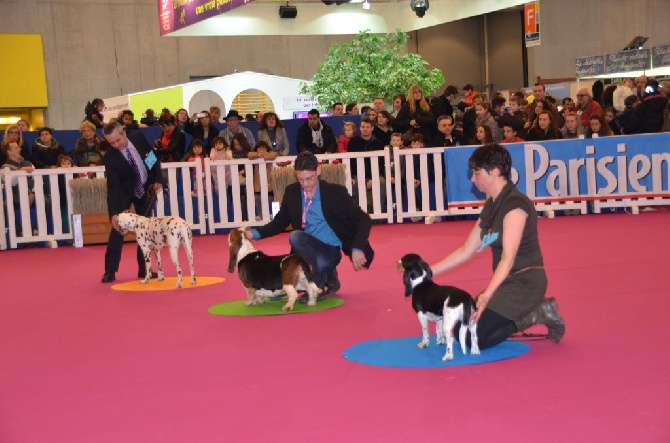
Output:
[445, 134, 670, 205]
[604, 49, 651, 74]
[652, 44, 670, 68]
[575, 55, 605, 78]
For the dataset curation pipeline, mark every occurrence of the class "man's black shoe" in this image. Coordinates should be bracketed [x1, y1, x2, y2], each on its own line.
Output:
[101, 272, 116, 283]
[323, 269, 341, 296]
[296, 291, 308, 304]
[138, 270, 158, 279]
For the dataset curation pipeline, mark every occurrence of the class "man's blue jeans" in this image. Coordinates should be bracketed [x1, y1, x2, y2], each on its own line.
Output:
[289, 230, 341, 289]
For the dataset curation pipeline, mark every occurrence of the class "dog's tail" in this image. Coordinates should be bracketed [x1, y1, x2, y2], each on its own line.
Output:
[296, 255, 316, 283]
[462, 298, 475, 325]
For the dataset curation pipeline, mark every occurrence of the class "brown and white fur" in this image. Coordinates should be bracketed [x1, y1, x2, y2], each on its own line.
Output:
[227, 228, 321, 311]
[113, 212, 196, 289]
[398, 253, 480, 361]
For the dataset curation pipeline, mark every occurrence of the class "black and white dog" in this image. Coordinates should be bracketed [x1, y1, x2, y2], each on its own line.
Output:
[398, 253, 480, 361]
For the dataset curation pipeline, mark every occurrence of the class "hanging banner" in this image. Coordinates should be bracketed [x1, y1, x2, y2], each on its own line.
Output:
[605, 49, 651, 74]
[575, 55, 605, 78]
[159, 0, 255, 36]
[524, 2, 540, 47]
[651, 44, 670, 68]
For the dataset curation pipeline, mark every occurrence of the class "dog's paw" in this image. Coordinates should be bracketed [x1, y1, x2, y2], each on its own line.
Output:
[436, 337, 446, 345]
[470, 347, 480, 355]
[417, 341, 429, 349]
[158, 276, 165, 281]
[140, 279, 149, 285]
[282, 303, 294, 312]
[442, 353, 454, 361]
[191, 278, 197, 285]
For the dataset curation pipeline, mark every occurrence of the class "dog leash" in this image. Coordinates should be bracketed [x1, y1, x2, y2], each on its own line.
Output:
[141, 186, 157, 217]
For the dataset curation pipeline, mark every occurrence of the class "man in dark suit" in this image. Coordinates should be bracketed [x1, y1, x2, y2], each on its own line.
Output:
[101, 122, 163, 283]
[245, 152, 373, 298]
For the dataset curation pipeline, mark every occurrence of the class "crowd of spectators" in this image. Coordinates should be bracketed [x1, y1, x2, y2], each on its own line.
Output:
[2, 77, 669, 222]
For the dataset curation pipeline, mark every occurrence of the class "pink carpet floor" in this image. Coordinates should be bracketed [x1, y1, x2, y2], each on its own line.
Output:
[1, 211, 668, 442]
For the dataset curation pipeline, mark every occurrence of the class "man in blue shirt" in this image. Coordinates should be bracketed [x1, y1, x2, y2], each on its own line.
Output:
[245, 152, 374, 297]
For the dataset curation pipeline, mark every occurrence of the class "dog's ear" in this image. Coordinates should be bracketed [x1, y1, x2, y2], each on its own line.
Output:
[419, 257, 433, 280]
[227, 230, 241, 273]
[403, 268, 414, 297]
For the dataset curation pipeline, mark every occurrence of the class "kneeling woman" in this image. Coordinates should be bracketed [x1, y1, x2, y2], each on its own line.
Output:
[430, 144, 565, 349]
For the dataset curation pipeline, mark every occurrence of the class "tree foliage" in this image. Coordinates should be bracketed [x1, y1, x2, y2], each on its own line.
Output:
[300, 30, 445, 110]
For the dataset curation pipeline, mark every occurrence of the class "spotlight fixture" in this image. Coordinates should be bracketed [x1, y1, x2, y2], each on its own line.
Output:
[410, 0, 429, 18]
[623, 36, 649, 51]
[321, 0, 350, 5]
[362, 0, 370, 10]
[279, 2, 297, 19]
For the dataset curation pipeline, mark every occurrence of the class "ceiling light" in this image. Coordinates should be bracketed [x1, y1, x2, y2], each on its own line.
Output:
[410, 0, 429, 18]
[362, 1, 370, 10]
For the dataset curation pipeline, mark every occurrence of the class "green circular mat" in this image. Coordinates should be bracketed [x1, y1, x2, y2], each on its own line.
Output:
[208, 297, 344, 316]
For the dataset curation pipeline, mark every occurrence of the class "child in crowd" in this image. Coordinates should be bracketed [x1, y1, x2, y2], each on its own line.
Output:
[183, 139, 207, 195]
[337, 122, 357, 153]
[507, 95, 528, 139]
[475, 125, 495, 144]
[586, 114, 614, 138]
[388, 132, 419, 189]
[56, 154, 81, 235]
[603, 107, 622, 135]
[407, 133, 427, 223]
[209, 136, 233, 193]
[247, 141, 277, 221]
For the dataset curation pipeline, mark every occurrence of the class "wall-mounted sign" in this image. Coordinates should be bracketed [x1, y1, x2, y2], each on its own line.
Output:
[575, 55, 605, 78]
[283, 96, 320, 111]
[523, 2, 540, 47]
[159, 0, 255, 36]
[604, 49, 651, 74]
[651, 45, 670, 68]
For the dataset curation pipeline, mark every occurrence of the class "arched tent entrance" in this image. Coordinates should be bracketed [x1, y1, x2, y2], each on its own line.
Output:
[188, 90, 226, 122]
[230, 89, 275, 120]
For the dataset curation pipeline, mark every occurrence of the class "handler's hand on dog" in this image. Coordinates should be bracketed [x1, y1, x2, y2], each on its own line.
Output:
[351, 250, 367, 270]
[111, 215, 121, 233]
[152, 183, 163, 194]
[473, 292, 491, 323]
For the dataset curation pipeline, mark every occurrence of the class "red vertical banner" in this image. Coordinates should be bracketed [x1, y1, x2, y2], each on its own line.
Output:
[158, 0, 175, 36]
[524, 2, 540, 47]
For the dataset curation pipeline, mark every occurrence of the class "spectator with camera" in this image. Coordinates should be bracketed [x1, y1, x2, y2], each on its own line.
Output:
[630, 79, 666, 134]
[185, 110, 219, 155]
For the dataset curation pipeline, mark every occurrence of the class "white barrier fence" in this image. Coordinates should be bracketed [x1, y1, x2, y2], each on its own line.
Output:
[1, 146, 664, 250]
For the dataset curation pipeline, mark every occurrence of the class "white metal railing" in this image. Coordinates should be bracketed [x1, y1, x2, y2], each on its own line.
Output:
[3, 146, 667, 250]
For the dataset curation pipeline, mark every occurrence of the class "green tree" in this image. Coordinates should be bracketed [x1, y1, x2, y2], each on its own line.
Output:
[300, 30, 444, 110]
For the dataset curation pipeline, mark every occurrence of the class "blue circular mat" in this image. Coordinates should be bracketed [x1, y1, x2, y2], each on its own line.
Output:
[343, 336, 530, 368]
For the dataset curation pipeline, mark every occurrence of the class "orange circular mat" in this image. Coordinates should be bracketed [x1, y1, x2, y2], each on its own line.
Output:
[111, 276, 225, 292]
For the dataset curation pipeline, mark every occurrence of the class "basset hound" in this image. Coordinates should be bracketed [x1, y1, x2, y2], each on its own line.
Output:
[227, 228, 321, 311]
[398, 253, 480, 361]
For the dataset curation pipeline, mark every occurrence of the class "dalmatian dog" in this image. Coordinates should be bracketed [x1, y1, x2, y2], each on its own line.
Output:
[113, 212, 196, 288]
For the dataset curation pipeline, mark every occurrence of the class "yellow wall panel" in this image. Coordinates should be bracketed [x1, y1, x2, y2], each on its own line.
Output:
[0, 34, 48, 108]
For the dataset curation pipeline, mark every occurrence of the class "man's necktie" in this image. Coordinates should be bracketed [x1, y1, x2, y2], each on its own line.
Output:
[126, 151, 145, 199]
